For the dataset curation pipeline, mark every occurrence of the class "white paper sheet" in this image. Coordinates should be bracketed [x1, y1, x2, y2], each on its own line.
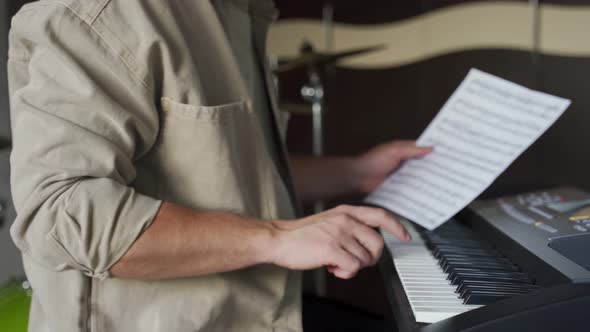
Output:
[365, 68, 571, 230]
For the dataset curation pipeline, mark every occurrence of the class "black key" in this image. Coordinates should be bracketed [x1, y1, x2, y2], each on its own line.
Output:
[451, 275, 531, 286]
[440, 256, 513, 266]
[448, 270, 530, 282]
[434, 248, 500, 259]
[440, 258, 516, 271]
[458, 285, 535, 298]
[433, 252, 504, 259]
[456, 283, 538, 294]
[428, 241, 491, 249]
[425, 238, 487, 248]
[442, 260, 519, 272]
[432, 245, 499, 253]
[463, 291, 525, 305]
[453, 279, 530, 290]
[444, 262, 519, 274]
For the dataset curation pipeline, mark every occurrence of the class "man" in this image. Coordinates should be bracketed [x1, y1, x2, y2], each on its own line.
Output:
[7, 0, 431, 331]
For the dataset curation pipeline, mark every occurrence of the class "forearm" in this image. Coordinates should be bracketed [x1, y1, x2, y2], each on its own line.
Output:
[110, 202, 276, 280]
[289, 155, 362, 202]
[111, 202, 410, 281]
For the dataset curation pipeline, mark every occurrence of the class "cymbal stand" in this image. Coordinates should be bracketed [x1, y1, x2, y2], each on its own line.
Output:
[301, 68, 325, 213]
[300, 46, 328, 299]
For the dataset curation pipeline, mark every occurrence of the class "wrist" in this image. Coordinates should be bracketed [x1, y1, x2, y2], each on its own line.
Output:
[349, 156, 369, 194]
[256, 220, 287, 265]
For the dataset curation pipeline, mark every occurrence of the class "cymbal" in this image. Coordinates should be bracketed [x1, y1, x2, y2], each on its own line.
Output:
[274, 44, 386, 74]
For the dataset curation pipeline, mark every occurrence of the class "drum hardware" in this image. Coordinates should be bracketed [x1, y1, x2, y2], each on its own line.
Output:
[294, 41, 329, 216]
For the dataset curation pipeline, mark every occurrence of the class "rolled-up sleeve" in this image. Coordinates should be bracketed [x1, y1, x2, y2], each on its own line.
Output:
[7, 5, 162, 279]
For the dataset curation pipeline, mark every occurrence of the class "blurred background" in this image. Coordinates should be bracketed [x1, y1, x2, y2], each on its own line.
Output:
[1, 0, 590, 319]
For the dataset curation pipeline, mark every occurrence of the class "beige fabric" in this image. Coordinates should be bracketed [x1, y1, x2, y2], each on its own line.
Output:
[7, 0, 301, 331]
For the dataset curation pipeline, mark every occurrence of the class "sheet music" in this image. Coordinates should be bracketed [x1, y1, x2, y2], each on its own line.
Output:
[366, 68, 571, 230]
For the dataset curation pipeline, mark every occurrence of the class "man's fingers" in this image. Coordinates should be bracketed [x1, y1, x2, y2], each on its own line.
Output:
[327, 247, 361, 278]
[330, 267, 357, 280]
[389, 140, 427, 149]
[351, 223, 385, 265]
[341, 235, 373, 268]
[336, 205, 410, 242]
[391, 142, 433, 159]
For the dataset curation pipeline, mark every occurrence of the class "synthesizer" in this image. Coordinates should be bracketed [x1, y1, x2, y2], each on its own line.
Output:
[380, 187, 590, 332]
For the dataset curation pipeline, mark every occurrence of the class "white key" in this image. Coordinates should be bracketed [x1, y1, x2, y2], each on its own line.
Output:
[383, 221, 481, 324]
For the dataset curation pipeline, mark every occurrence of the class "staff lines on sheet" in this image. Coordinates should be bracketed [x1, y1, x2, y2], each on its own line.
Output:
[455, 99, 542, 132]
[407, 161, 481, 192]
[416, 157, 487, 187]
[378, 186, 447, 218]
[395, 170, 466, 201]
[451, 106, 532, 140]
[369, 192, 436, 225]
[439, 118, 523, 150]
[435, 124, 513, 157]
[471, 79, 562, 114]
[465, 85, 554, 120]
[429, 149, 496, 175]
[435, 142, 503, 169]
[387, 176, 460, 210]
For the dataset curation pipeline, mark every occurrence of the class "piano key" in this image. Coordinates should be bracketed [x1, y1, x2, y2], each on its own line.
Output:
[448, 270, 531, 283]
[458, 283, 538, 292]
[410, 306, 479, 324]
[425, 239, 489, 248]
[439, 256, 514, 266]
[463, 291, 525, 305]
[433, 248, 500, 258]
[441, 259, 518, 271]
[456, 282, 539, 294]
[451, 276, 532, 286]
[458, 285, 536, 298]
[443, 262, 520, 274]
[447, 267, 528, 275]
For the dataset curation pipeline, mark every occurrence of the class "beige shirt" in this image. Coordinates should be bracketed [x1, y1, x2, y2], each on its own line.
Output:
[7, 0, 302, 331]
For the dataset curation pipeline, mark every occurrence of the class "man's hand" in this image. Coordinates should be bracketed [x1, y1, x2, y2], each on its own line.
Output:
[290, 140, 431, 201]
[352, 140, 432, 194]
[269, 205, 410, 279]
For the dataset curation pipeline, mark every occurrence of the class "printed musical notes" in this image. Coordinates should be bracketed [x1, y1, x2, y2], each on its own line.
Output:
[366, 69, 571, 230]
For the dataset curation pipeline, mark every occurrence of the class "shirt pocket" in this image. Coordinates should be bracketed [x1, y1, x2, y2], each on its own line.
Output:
[136, 97, 273, 218]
